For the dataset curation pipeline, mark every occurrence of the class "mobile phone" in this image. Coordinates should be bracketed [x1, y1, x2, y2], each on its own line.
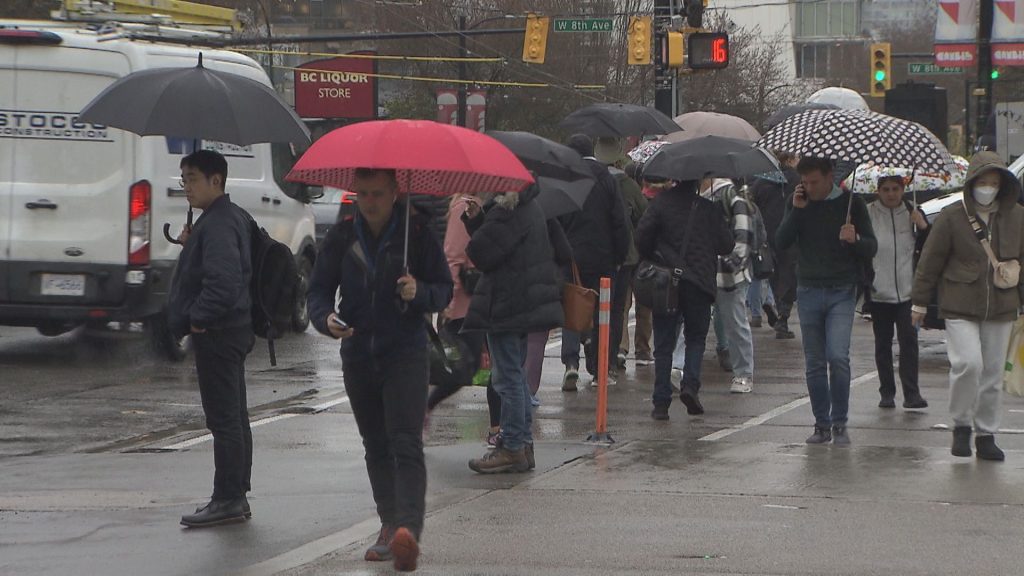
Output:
[330, 316, 349, 330]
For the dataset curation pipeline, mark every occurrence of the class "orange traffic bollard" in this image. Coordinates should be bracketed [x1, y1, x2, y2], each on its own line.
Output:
[587, 277, 615, 444]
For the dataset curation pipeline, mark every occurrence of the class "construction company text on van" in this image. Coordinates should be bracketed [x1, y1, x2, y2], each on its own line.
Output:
[0, 110, 111, 142]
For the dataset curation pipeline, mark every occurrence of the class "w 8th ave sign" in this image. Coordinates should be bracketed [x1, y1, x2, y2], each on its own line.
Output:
[294, 53, 378, 119]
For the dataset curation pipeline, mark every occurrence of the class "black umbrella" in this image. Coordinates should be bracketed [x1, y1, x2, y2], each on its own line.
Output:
[486, 131, 593, 181]
[558, 103, 682, 138]
[763, 102, 839, 130]
[79, 53, 311, 244]
[641, 136, 782, 182]
[535, 176, 594, 219]
[79, 53, 310, 146]
[757, 109, 957, 174]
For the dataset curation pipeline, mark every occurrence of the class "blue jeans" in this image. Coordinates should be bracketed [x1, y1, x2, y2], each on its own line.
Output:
[652, 281, 714, 406]
[796, 285, 857, 427]
[747, 279, 775, 319]
[487, 331, 532, 451]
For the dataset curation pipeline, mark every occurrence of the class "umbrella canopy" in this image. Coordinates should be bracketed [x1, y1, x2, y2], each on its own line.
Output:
[287, 120, 533, 195]
[641, 136, 782, 182]
[764, 102, 839, 130]
[757, 109, 957, 174]
[842, 156, 970, 195]
[486, 131, 592, 181]
[79, 54, 310, 146]
[627, 139, 669, 164]
[535, 176, 594, 219]
[662, 111, 761, 142]
[806, 86, 869, 112]
[558, 103, 682, 138]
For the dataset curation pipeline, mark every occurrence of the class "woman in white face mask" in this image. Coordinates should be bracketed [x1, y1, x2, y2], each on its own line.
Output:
[910, 151, 1024, 461]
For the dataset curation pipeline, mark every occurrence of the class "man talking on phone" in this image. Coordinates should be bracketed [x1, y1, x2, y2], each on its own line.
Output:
[776, 157, 876, 446]
[307, 168, 452, 572]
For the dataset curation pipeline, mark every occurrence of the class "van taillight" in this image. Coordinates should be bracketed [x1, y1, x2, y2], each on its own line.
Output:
[129, 180, 151, 266]
[0, 30, 62, 45]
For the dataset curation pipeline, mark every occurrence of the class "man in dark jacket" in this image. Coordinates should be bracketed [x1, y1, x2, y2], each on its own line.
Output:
[750, 150, 800, 338]
[559, 134, 630, 390]
[464, 184, 564, 474]
[638, 179, 734, 420]
[307, 168, 452, 572]
[776, 157, 877, 446]
[169, 150, 255, 528]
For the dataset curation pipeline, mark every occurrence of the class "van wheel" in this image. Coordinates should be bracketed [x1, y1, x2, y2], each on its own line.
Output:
[292, 256, 313, 333]
[37, 323, 77, 337]
[147, 310, 191, 362]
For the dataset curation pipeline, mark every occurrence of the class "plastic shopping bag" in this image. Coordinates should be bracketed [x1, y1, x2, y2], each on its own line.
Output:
[1003, 317, 1024, 397]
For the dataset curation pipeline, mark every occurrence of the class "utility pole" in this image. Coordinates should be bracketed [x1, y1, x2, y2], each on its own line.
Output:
[977, 0, 994, 146]
[457, 15, 468, 128]
[653, 0, 674, 117]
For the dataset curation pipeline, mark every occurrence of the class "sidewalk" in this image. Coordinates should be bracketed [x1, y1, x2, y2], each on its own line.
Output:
[286, 319, 1024, 576]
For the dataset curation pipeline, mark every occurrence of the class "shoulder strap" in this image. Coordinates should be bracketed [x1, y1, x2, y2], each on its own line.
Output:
[962, 200, 1001, 267]
[679, 198, 701, 260]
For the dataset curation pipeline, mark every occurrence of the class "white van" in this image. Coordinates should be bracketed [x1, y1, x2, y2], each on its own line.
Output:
[0, 21, 318, 359]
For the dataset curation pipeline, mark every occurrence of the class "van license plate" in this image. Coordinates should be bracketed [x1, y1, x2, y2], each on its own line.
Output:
[41, 274, 86, 296]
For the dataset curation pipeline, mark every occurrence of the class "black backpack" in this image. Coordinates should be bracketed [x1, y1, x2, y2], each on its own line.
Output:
[248, 220, 298, 366]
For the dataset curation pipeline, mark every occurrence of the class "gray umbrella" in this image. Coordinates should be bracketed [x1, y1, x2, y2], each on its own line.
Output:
[559, 103, 682, 138]
[79, 53, 310, 147]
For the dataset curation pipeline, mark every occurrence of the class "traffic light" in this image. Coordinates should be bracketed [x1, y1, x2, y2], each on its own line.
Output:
[684, 0, 705, 28]
[627, 15, 652, 65]
[666, 31, 684, 68]
[687, 32, 729, 70]
[870, 42, 891, 97]
[992, 68, 1001, 80]
[521, 14, 549, 64]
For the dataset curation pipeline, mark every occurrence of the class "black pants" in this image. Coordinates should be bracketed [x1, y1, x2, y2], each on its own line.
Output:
[426, 318, 485, 411]
[342, 347, 428, 537]
[612, 264, 637, 359]
[193, 325, 254, 501]
[651, 281, 714, 406]
[871, 301, 921, 400]
[769, 244, 798, 320]
[562, 269, 622, 376]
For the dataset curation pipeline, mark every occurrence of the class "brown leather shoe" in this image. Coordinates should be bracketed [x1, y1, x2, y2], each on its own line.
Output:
[468, 447, 529, 474]
[364, 524, 394, 562]
[390, 527, 419, 572]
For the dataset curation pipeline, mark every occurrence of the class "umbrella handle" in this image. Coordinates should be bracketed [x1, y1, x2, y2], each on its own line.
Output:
[163, 223, 183, 245]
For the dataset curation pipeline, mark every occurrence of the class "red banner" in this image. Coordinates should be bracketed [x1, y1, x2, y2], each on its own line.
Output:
[935, 44, 979, 66]
[935, 0, 979, 66]
[993, 0, 1024, 65]
[294, 53, 377, 119]
[435, 89, 487, 132]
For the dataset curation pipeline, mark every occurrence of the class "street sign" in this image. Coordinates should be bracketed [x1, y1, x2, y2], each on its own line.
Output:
[553, 18, 613, 32]
[908, 63, 963, 75]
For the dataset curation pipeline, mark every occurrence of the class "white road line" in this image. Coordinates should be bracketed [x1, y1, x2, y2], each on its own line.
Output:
[699, 371, 879, 442]
[235, 516, 382, 576]
[161, 397, 349, 450]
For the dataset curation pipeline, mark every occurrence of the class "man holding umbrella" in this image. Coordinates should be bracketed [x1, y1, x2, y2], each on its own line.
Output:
[307, 168, 452, 571]
[776, 157, 877, 445]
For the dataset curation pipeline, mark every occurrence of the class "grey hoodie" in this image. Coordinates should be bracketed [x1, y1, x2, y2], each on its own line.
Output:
[868, 200, 916, 304]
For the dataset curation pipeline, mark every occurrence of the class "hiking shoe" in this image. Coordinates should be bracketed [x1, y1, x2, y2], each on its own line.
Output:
[651, 404, 670, 421]
[390, 527, 419, 572]
[679, 390, 704, 415]
[878, 397, 896, 409]
[749, 316, 763, 328]
[468, 447, 529, 474]
[762, 304, 779, 327]
[525, 442, 535, 470]
[729, 376, 753, 394]
[716, 349, 733, 372]
[975, 435, 1005, 461]
[635, 353, 654, 366]
[832, 425, 851, 446]
[364, 524, 394, 562]
[952, 426, 972, 457]
[805, 426, 832, 444]
[486, 429, 502, 448]
[903, 396, 928, 409]
[561, 365, 579, 391]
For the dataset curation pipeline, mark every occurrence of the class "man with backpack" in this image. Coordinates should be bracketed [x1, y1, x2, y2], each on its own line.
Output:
[307, 168, 452, 572]
[169, 150, 256, 528]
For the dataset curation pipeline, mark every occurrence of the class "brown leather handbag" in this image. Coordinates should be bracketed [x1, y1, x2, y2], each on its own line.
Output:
[562, 260, 598, 332]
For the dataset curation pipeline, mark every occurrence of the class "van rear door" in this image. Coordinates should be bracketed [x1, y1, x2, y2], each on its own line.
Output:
[6, 42, 133, 305]
[0, 51, 14, 302]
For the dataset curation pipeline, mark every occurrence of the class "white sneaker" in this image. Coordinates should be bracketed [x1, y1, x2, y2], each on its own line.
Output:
[588, 373, 617, 387]
[670, 368, 682, 393]
[730, 376, 753, 394]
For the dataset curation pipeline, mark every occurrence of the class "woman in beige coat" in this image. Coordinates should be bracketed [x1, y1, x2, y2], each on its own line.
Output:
[912, 151, 1024, 461]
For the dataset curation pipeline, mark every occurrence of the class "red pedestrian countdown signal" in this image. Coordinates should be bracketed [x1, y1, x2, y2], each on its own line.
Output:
[688, 32, 729, 70]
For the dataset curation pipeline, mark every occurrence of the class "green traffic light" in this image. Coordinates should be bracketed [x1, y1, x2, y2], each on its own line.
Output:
[874, 70, 886, 82]
[992, 69, 1000, 79]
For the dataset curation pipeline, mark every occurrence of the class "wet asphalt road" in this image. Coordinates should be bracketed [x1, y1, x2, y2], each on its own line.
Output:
[2, 318, 1024, 575]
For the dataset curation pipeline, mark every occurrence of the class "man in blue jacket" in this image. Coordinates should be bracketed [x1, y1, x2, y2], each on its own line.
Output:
[168, 150, 255, 528]
[307, 168, 452, 572]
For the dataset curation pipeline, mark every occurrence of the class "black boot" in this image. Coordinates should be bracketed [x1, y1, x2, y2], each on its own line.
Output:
[181, 497, 249, 527]
[975, 435, 1005, 461]
[775, 317, 795, 339]
[951, 426, 972, 457]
